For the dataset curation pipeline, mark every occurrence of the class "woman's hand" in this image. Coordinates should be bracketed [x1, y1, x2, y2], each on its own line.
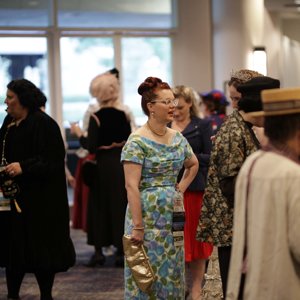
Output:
[5, 162, 22, 177]
[175, 183, 185, 194]
[131, 228, 144, 245]
[67, 174, 76, 188]
[70, 123, 83, 138]
[179, 153, 199, 194]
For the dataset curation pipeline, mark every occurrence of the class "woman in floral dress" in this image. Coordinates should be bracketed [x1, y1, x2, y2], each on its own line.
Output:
[121, 77, 199, 299]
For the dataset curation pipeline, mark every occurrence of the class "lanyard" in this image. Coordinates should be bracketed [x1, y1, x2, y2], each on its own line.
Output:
[1, 120, 16, 166]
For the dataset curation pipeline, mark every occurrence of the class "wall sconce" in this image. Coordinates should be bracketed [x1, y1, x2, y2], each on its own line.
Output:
[252, 46, 267, 75]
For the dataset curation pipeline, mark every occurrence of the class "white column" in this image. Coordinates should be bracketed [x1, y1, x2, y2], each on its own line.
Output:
[173, 0, 212, 92]
[47, 30, 64, 137]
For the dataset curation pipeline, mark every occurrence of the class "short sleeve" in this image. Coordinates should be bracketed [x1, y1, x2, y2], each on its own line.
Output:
[182, 135, 194, 160]
[121, 135, 145, 165]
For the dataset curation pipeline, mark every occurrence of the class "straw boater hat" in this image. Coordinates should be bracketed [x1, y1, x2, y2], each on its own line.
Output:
[248, 87, 300, 117]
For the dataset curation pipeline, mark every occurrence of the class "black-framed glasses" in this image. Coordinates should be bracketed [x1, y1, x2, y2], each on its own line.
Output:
[150, 98, 179, 106]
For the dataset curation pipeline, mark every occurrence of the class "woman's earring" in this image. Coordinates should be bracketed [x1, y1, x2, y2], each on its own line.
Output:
[151, 111, 155, 118]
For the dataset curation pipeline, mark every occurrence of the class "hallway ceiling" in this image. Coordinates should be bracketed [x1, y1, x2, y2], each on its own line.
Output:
[0, 1, 300, 27]
[265, 0, 300, 19]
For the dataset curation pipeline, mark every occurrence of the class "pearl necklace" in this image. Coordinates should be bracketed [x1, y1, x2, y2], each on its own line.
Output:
[147, 121, 167, 137]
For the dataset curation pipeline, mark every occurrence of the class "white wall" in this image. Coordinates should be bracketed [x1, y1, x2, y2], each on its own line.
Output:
[172, 0, 212, 92]
[281, 36, 300, 87]
[262, 14, 300, 87]
[211, 0, 256, 90]
[282, 19, 300, 43]
[281, 19, 300, 87]
[211, 0, 283, 90]
[263, 11, 282, 81]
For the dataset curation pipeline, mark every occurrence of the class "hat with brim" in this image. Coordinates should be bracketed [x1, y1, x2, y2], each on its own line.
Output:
[237, 76, 280, 113]
[247, 87, 300, 117]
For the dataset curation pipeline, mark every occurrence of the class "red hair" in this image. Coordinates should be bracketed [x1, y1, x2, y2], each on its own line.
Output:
[138, 77, 171, 116]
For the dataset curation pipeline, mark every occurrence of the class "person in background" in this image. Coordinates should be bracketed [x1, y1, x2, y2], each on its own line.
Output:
[200, 89, 229, 135]
[171, 85, 213, 300]
[227, 69, 262, 110]
[121, 77, 198, 299]
[0, 79, 75, 300]
[71, 68, 136, 140]
[196, 76, 280, 298]
[70, 68, 118, 232]
[71, 68, 135, 232]
[65, 166, 76, 188]
[38, 95, 76, 189]
[227, 87, 300, 300]
[72, 71, 132, 267]
[227, 69, 267, 145]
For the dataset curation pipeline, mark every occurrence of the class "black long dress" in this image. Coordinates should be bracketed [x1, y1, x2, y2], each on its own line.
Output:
[85, 107, 131, 253]
[0, 111, 75, 272]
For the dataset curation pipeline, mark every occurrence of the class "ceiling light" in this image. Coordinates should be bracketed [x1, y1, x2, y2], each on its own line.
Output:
[252, 47, 267, 76]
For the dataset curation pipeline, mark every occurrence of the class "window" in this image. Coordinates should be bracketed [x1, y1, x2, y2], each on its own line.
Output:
[0, 37, 47, 123]
[60, 37, 114, 126]
[122, 37, 172, 125]
[0, 0, 176, 128]
[58, 0, 176, 29]
[0, 0, 51, 27]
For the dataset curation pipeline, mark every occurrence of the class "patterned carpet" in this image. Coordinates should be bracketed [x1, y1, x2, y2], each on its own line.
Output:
[0, 229, 124, 300]
[0, 228, 223, 300]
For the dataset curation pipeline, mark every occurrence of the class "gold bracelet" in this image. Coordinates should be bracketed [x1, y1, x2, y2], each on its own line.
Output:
[133, 227, 144, 230]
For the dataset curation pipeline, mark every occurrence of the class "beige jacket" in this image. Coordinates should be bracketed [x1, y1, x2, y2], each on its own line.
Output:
[227, 150, 300, 300]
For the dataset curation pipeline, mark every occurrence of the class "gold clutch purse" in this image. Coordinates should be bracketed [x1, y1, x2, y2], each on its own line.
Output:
[122, 234, 156, 294]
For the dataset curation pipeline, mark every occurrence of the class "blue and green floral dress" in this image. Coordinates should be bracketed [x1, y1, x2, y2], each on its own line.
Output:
[121, 132, 193, 300]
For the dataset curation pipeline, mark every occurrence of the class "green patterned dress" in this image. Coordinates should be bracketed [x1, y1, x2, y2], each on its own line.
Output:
[121, 132, 193, 300]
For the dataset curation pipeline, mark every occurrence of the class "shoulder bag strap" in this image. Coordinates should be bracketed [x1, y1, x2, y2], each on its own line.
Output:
[242, 152, 265, 273]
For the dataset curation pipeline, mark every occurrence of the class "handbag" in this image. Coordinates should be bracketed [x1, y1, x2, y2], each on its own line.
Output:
[0, 165, 20, 200]
[122, 234, 156, 294]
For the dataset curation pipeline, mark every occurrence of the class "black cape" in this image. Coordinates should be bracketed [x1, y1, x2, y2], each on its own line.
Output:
[0, 111, 75, 272]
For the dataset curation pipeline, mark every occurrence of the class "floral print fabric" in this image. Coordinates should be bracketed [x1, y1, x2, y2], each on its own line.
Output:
[196, 110, 259, 246]
[121, 132, 193, 299]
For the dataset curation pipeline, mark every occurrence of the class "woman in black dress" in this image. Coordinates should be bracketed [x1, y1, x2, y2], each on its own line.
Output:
[0, 79, 75, 300]
[75, 72, 131, 267]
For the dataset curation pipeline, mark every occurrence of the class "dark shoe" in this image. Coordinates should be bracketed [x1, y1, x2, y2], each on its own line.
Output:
[115, 255, 124, 267]
[85, 253, 105, 267]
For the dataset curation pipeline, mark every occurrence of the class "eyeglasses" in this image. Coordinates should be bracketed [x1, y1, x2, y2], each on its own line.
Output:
[151, 98, 179, 106]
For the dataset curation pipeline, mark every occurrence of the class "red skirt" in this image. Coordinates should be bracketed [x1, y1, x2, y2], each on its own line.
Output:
[184, 190, 213, 262]
[72, 155, 93, 231]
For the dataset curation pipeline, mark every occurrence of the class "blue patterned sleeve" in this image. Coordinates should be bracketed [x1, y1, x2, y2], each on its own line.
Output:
[180, 133, 194, 160]
[121, 134, 144, 165]
[185, 142, 194, 160]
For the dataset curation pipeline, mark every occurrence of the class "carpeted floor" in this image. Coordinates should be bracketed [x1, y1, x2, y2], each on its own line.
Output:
[0, 229, 124, 300]
[0, 223, 222, 300]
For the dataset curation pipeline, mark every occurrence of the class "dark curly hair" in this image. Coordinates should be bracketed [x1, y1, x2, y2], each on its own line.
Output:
[109, 67, 119, 79]
[138, 77, 172, 116]
[7, 79, 47, 112]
